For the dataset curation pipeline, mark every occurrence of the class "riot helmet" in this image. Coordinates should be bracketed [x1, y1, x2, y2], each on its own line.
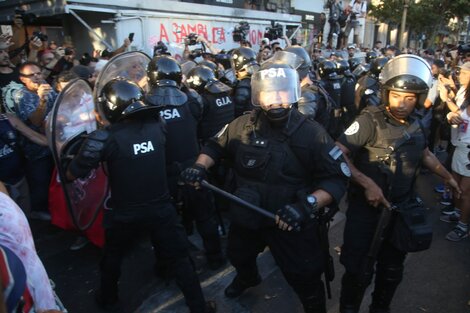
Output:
[283, 46, 312, 79]
[318, 60, 339, 80]
[348, 57, 362, 71]
[98, 78, 157, 123]
[215, 53, 232, 70]
[230, 47, 259, 76]
[251, 62, 300, 124]
[365, 51, 378, 64]
[370, 57, 389, 78]
[198, 60, 218, 74]
[335, 59, 350, 76]
[380, 54, 432, 108]
[186, 65, 216, 93]
[147, 55, 182, 87]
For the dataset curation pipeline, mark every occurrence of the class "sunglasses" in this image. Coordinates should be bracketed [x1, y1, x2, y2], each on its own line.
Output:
[20, 72, 42, 78]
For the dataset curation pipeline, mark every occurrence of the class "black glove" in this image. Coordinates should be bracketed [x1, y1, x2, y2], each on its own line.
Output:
[180, 163, 207, 186]
[276, 201, 309, 232]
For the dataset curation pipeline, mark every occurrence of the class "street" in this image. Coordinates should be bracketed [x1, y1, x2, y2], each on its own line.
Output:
[31, 169, 470, 313]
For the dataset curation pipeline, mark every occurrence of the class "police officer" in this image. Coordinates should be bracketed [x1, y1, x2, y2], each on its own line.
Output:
[181, 62, 350, 313]
[276, 46, 332, 132]
[354, 56, 389, 116]
[335, 55, 461, 313]
[186, 65, 234, 143]
[318, 59, 343, 138]
[66, 78, 215, 313]
[336, 59, 357, 127]
[231, 47, 260, 117]
[146, 56, 224, 270]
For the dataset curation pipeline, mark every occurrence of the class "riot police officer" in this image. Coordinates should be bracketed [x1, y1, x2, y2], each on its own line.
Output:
[146, 56, 224, 270]
[336, 59, 357, 127]
[231, 47, 260, 117]
[66, 78, 215, 313]
[276, 46, 332, 132]
[318, 59, 343, 138]
[354, 56, 389, 115]
[181, 63, 350, 313]
[186, 65, 234, 143]
[335, 55, 461, 313]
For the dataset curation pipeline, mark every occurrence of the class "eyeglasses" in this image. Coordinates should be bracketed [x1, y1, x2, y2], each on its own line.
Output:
[20, 72, 42, 78]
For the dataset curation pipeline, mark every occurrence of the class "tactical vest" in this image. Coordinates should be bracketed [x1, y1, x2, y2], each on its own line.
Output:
[160, 102, 200, 164]
[300, 83, 332, 133]
[106, 118, 170, 216]
[231, 110, 312, 228]
[355, 106, 426, 202]
[234, 77, 253, 117]
[199, 91, 235, 142]
[355, 74, 380, 114]
[340, 74, 357, 126]
[320, 79, 343, 139]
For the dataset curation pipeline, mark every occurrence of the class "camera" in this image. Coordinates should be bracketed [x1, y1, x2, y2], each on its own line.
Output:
[232, 21, 250, 42]
[32, 31, 48, 42]
[264, 21, 283, 41]
[153, 41, 170, 57]
[190, 48, 204, 59]
[187, 33, 199, 46]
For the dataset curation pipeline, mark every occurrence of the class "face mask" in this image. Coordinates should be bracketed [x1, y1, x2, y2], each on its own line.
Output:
[263, 107, 291, 126]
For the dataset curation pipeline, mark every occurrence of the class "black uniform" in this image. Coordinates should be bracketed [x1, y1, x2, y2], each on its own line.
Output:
[320, 78, 343, 139]
[160, 87, 223, 264]
[198, 90, 235, 143]
[298, 83, 332, 131]
[68, 116, 207, 312]
[340, 71, 357, 127]
[337, 105, 427, 313]
[233, 77, 253, 117]
[354, 74, 381, 115]
[202, 109, 349, 312]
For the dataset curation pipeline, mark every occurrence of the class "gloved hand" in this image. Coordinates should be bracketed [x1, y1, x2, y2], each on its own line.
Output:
[276, 201, 308, 232]
[179, 163, 207, 187]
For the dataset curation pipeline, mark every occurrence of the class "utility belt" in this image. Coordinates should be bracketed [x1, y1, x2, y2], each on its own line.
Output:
[388, 197, 433, 253]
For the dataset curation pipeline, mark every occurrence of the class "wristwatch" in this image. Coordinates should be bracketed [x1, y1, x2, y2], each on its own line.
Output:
[306, 194, 318, 218]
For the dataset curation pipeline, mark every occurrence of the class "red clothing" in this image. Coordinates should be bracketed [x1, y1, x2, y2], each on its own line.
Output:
[48, 168, 105, 247]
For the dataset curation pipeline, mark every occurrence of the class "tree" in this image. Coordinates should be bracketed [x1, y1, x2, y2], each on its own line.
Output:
[368, 0, 470, 46]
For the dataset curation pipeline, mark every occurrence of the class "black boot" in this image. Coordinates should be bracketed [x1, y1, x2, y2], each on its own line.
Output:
[224, 274, 262, 298]
[296, 280, 326, 313]
[369, 265, 403, 313]
[340, 272, 370, 313]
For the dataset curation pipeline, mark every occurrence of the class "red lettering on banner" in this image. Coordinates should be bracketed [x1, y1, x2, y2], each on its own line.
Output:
[188, 24, 197, 35]
[212, 27, 226, 44]
[160, 24, 169, 43]
[172, 23, 182, 43]
[197, 24, 208, 40]
[258, 30, 264, 43]
[250, 30, 256, 44]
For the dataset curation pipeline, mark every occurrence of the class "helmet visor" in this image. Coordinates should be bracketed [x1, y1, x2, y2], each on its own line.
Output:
[251, 67, 300, 107]
[380, 54, 432, 89]
[262, 51, 304, 70]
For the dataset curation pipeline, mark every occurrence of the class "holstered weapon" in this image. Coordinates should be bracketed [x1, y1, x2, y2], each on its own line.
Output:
[316, 205, 338, 299]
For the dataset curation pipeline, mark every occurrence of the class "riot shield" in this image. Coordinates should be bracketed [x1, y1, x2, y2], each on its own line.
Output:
[93, 51, 151, 121]
[46, 78, 108, 231]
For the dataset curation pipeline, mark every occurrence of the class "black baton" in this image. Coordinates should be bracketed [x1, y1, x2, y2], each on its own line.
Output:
[200, 180, 276, 220]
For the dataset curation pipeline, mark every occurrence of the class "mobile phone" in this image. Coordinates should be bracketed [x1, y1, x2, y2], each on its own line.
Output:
[128, 33, 135, 42]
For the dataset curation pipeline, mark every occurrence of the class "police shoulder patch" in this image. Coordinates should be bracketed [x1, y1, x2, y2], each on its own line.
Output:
[340, 162, 351, 177]
[344, 121, 360, 136]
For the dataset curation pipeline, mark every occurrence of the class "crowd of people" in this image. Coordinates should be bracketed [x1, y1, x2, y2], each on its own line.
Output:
[0, 10, 469, 313]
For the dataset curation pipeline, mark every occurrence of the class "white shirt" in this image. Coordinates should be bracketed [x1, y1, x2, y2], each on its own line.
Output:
[0, 192, 58, 311]
[451, 107, 470, 147]
[350, 0, 367, 16]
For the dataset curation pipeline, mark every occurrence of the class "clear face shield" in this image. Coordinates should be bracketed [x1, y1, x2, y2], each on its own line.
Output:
[251, 67, 301, 108]
[261, 51, 304, 70]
